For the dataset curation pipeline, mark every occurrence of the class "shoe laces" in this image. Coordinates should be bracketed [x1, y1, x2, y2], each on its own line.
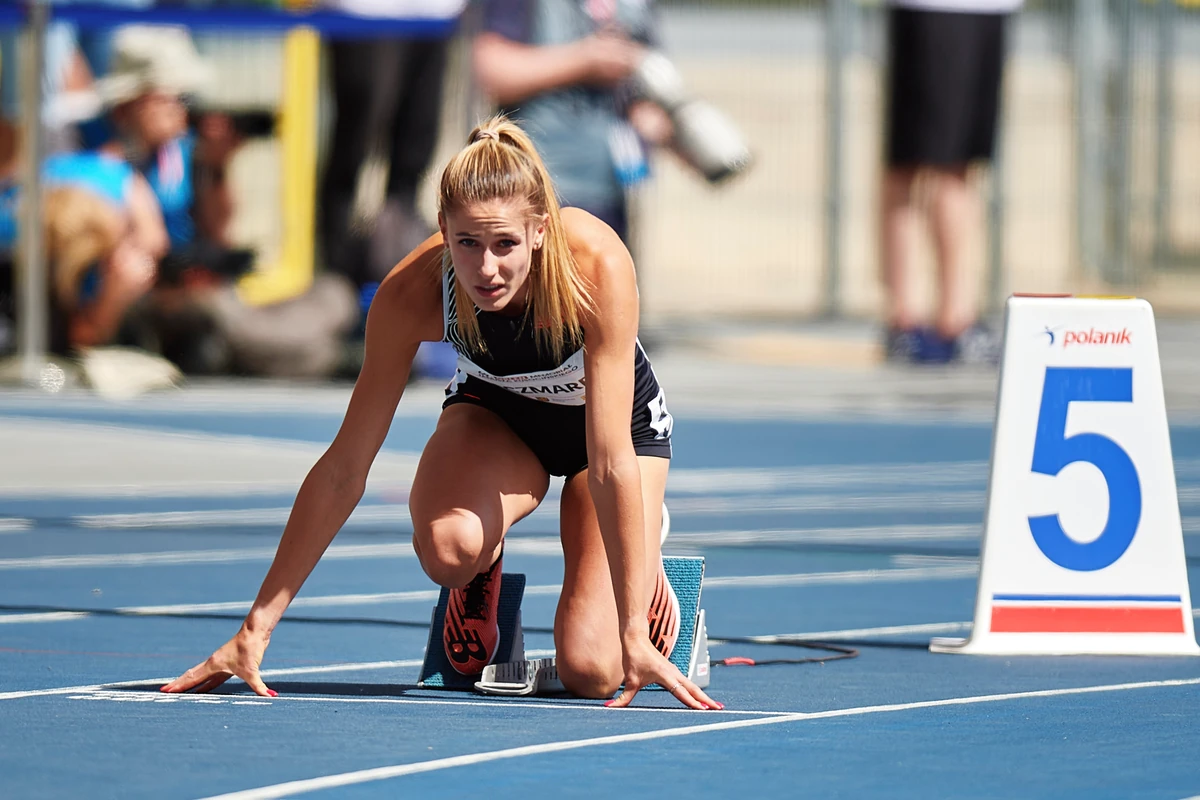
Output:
[461, 561, 497, 621]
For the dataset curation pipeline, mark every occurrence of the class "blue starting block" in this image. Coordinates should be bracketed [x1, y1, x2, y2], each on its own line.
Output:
[415, 556, 710, 697]
[416, 572, 527, 689]
[659, 556, 710, 691]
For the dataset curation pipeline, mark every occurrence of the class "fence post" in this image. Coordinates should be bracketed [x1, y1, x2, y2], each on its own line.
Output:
[235, 3, 319, 307]
[1073, 0, 1106, 283]
[823, 0, 850, 318]
[1109, 0, 1135, 286]
[17, 0, 47, 385]
[1153, 0, 1174, 265]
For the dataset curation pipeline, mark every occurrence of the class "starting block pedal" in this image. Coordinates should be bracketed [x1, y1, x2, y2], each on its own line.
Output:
[660, 556, 711, 690]
[417, 572, 526, 689]
[474, 556, 711, 697]
[476, 657, 564, 696]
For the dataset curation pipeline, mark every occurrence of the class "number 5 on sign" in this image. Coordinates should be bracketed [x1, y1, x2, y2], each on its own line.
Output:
[1029, 367, 1141, 572]
[932, 296, 1199, 656]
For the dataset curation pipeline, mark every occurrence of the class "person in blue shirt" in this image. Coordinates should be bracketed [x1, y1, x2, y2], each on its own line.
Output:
[95, 26, 219, 252]
[0, 111, 168, 351]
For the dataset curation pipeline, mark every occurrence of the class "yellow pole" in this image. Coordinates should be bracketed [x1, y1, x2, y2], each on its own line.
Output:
[237, 8, 319, 306]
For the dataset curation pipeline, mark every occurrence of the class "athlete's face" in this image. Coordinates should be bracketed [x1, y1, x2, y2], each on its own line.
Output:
[439, 198, 547, 314]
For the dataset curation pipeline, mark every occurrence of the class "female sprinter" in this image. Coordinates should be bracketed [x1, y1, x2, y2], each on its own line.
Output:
[161, 117, 720, 711]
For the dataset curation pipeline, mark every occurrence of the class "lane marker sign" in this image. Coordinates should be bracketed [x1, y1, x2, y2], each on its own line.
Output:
[933, 296, 1199, 655]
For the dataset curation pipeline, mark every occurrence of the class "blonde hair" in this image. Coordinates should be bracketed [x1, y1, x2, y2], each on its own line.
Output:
[43, 187, 124, 309]
[438, 115, 593, 361]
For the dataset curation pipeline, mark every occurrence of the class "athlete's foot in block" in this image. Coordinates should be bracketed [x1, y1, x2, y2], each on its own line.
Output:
[444, 552, 503, 675]
[647, 559, 680, 658]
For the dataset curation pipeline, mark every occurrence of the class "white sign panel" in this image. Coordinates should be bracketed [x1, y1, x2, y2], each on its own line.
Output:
[932, 296, 1198, 655]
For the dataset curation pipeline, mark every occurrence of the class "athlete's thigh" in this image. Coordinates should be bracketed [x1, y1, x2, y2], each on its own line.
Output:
[409, 403, 550, 544]
[554, 456, 670, 661]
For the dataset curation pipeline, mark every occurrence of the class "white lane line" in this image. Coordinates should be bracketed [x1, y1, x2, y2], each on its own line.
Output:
[704, 565, 977, 588]
[0, 536, 570, 570]
[0, 544, 407, 570]
[195, 676, 1200, 800]
[665, 462, 989, 493]
[0, 537, 984, 575]
[126, 589, 443, 616]
[70, 688, 779, 716]
[7, 646, 776, 717]
[0, 565, 978, 625]
[68, 494, 960, 529]
[253, 695, 779, 715]
[669, 524, 981, 546]
[0, 652, 523, 701]
[0, 518, 33, 532]
[74, 505, 415, 530]
[711, 621, 973, 643]
[254, 651, 552, 679]
[0, 612, 89, 624]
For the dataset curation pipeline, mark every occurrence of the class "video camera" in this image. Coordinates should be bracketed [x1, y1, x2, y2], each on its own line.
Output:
[156, 241, 255, 288]
[633, 52, 753, 186]
[186, 107, 277, 140]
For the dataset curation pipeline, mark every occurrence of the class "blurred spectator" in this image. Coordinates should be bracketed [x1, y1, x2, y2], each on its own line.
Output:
[318, 0, 463, 288]
[96, 25, 222, 252]
[881, 0, 1022, 364]
[472, 0, 671, 242]
[0, 116, 166, 354]
[93, 25, 356, 378]
[317, 0, 465, 380]
[43, 150, 169, 350]
[66, 0, 158, 82]
[0, 21, 96, 153]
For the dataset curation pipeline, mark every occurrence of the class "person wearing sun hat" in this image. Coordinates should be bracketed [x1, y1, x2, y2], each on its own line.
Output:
[95, 25, 222, 251]
[87, 26, 360, 378]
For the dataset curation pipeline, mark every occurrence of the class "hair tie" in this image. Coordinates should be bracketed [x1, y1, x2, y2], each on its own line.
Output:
[475, 129, 498, 142]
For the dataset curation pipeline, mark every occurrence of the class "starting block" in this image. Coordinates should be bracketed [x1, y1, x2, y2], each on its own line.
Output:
[932, 295, 1199, 656]
[417, 572, 527, 689]
[416, 557, 710, 696]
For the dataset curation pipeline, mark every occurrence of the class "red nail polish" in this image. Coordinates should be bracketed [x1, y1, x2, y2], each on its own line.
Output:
[701, 704, 710, 710]
[267, 689, 278, 697]
[603, 700, 614, 707]
[715, 703, 725, 710]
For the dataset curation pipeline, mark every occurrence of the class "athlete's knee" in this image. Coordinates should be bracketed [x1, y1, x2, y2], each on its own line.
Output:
[412, 512, 489, 587]
[556, 647, 622, 700]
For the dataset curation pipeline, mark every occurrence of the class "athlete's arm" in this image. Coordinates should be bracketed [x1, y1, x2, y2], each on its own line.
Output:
[161, 235, 445, 696]
[574, 212, 644, 636]
[570, 210, 714, 710]
[235, 240, 441, 637]
[473, 32, 643, 107]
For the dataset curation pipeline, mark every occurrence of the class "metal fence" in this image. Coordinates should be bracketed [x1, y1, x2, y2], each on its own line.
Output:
[4, 1, 1200, 384]
[638, 0, 1200, 324]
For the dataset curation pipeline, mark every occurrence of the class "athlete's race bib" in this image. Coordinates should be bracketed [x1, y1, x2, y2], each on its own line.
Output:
[455, 349, 587, 406]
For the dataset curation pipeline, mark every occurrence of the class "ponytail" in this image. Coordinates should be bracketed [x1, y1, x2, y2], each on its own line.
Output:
[438, 115, 593, 361]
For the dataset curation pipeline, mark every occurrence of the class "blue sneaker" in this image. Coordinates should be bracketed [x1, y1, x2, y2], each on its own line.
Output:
[884, 327, 921, 362]
[911, 327, 957, 364]
[953, 323, 1001, 365]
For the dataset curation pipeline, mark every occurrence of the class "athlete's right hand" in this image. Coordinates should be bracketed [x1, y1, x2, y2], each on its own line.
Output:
[160, 626, 275, 697]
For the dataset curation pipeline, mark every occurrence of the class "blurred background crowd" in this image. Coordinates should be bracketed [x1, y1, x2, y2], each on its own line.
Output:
[0, 0, 1197, 393]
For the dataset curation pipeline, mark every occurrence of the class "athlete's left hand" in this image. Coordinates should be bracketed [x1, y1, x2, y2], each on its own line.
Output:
[606, 637, 723, 710]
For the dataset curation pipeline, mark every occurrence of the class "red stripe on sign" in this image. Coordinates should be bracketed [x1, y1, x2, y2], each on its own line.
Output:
[990, 606, 1186, 634]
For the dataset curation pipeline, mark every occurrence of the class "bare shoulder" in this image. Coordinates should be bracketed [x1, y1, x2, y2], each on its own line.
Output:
[367, 231, 446, 344]
[560, 207, 635, 292]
